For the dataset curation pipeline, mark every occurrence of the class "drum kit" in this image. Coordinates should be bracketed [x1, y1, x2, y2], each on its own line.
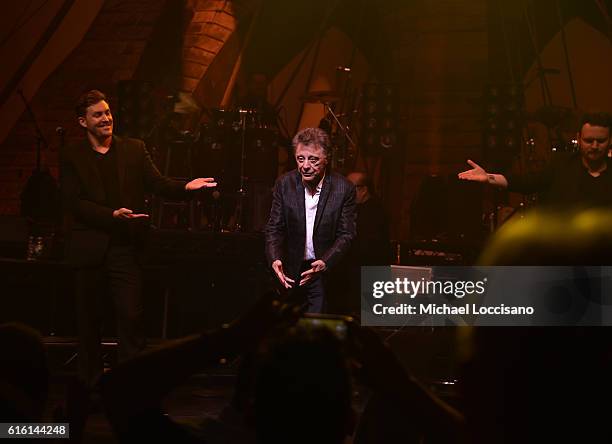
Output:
[155, 86, 357, 231]
[199, 108, 280, 187]
[190, 107, 282, 232]
[153, 104, 282, 231]
[527, 104, 580, 153]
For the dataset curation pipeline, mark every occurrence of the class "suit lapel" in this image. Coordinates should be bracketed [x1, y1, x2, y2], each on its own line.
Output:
[313, 173, 331, 233]
[295, 171, 306, 235]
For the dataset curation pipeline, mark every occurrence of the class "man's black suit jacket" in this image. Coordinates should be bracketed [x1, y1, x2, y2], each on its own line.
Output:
[264, 170, 357, 282]
[60, 135, 187, 266]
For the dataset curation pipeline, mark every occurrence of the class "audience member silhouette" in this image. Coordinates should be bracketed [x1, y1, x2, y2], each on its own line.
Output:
[101, 291, 465, 444]
[462, 209, 612, 443]
[0, 322, 49, 421]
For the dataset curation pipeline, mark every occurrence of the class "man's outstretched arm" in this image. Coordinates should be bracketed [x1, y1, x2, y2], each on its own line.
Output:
[458, 159, 508, 188]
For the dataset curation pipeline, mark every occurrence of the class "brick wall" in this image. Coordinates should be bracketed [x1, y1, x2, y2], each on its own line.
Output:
[183, 0, 237, 93]
[181, 0, 258, 95]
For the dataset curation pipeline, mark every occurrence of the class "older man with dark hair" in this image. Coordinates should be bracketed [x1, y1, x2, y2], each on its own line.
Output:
[459, 111, 612, 210]
[264, 127, 356, 312]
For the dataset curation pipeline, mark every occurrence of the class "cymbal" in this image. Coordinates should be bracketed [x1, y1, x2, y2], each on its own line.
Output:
[173, 91, 201, 114]
[300, 90, 341, 103]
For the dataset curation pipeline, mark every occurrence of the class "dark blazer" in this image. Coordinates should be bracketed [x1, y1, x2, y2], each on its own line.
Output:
[60, 135, 187, 266]
[264, 170, 357, 282]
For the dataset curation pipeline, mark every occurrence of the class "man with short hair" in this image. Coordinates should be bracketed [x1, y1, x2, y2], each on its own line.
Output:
[458, 111, 612, 209]
[264, 127, 356, 313]
[61, 90, 216, 386]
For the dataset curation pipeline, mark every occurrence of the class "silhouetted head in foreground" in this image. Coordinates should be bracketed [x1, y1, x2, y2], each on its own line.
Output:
[479, 208, 612, 265]
[253, 326, 353, 444]
[461, 209, 612, 442]
[0, 323, 49, 420]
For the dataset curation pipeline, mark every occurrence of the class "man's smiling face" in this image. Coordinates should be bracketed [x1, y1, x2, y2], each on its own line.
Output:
[78, 100, 113, 139]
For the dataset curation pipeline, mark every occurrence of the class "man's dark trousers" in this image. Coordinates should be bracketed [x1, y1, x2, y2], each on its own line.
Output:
[75, 243, 144, 386]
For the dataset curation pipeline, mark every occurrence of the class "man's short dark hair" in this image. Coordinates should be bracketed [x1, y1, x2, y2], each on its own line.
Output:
[579, 111, 612, 132]
[292, 127, 331, 158]
[75, 90, 106, 118]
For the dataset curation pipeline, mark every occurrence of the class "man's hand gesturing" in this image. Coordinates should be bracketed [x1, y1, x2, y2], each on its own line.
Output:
[457, 160, 488, 183]
[299, 259, 327, 286]
[272, 260, 295, 289]
[113, 208, 149, 219]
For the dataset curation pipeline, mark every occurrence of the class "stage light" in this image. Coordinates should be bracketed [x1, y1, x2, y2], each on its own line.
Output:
[483, 83, 524, 167]
[361, 82, 399, 155]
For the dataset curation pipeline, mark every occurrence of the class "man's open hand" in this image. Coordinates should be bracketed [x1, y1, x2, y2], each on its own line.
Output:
[272, 260, 295, 289]
[113, 208, 149, 219]
[299, 259, 327, 286]
[458, 160, 488, 183]
[185, 177, 217, 191]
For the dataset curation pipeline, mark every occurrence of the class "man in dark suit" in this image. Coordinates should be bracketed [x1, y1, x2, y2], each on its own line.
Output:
[264, 127, 356, 313]
[61, 90, 216, 386]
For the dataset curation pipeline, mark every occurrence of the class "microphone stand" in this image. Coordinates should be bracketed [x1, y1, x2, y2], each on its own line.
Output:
[232, 108, 249, 232]
[323, 101, 356, 147]
[17, 90, 59, 259]
[18, 89, 49, 173]
[323, 101, 356, 170]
